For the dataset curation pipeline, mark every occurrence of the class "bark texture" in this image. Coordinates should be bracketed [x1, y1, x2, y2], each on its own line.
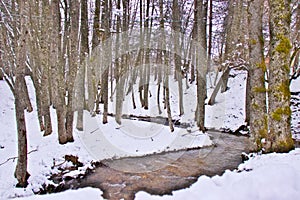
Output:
[14, 0, 31, 187]
[267, 0, 294, 152]
[248, 0, 267, 151]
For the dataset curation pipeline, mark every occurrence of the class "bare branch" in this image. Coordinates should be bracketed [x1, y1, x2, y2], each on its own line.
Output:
[0, 149, 38, 166]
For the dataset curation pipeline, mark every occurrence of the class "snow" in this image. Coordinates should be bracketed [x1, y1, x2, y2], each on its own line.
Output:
[0, 74, 214, 198]
[290, 78, 300, 92]
[15, 187, 103, 200]
[77, 70, 246, 161]
[78, 114, 212, 160]
[0, 78, 94, 199]
[205, 70, 247, 131]
[135, 149, 300, 200]
[0, 73, 299, 199]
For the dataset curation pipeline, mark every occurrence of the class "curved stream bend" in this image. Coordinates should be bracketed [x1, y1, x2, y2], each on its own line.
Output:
[60, 131, 250, 200]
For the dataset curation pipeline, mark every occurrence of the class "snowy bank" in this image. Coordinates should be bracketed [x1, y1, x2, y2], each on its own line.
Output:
[15, 187, 103, 200]
[0, 79, 94, 199]
[135, 148, 300, 200]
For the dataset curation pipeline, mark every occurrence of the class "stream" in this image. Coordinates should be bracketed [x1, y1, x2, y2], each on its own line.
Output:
[59, 131, 250, 200]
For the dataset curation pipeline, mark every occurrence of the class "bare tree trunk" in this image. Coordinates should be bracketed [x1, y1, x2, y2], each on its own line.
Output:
[76, 0, 89, 131]
[172, 0, 184, 116]
[201, 0, 208, 52]
[92, 0, 101, 49]
[164, 52, 174, 132]
[290, 1, 300, 78]
[156, 0, 165, 115]
[91, 0, 101, 113]
[245, 72, 251, 125]
[42, 1, 53, 136]
[248, 0, 267, 151]
[102, 0, 110, 124]
[267, 0, 294, 152]
[157, 0, 174, 132]
[14, 0, 31, 187]
[14, 83, 30, 187]
[50, 0, 68, 144]
[222, 0, 243, 92]
[195, 0, 207, 131]
[138, 0, 145, 108]
[189, 0, 199, 84]
[207, 0, 213, 71]
[114, 0, 122, 124]
[65, 0, 80, 142]
[143, 0, 151, 110]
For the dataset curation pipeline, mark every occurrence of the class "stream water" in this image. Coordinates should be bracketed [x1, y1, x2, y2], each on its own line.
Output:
[60, 131, 250, 200]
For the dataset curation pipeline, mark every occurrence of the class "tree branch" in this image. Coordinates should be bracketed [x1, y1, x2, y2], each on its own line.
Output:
[0, 149, 38, 166]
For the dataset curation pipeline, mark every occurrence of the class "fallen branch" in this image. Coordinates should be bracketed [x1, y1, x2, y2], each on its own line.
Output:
[0, 149, 38, 166]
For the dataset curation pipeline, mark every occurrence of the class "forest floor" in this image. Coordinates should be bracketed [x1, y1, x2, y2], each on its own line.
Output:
[0, 71, 299, 199]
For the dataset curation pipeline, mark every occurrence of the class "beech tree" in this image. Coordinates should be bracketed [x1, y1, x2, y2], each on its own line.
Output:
[267, 0, 294, 152]
[76, 0, 89, 131]
[248, 0, 267, 151]
[0, 0, 33, 187]
[172, 0, 184, 116]
[28, 0, 53, 137]
[195, 0, 207, 131]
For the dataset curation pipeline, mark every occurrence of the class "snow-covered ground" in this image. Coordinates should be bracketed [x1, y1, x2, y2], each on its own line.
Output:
[103, 71, 246, 131]
[77, 71, 246, 161]
[0, 78, 94, 199]
[16, 188, 103, 200]
[0, 71, 299, 199]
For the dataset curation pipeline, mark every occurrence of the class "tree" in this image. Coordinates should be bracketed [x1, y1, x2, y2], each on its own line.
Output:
[28, 0, 53, 137]
[195, 0, 207, 132]
[267, 0, 294, 152]
[14, 0, 32, 187]
[172, 0, 184, 116]
[91, 0, 101, 114]
[102, 0, 111, 124]
[222, 0, 245, 92]
[248, 0, 267, 151]
[50, 0, 69, 144]
[115, 0, 124, 125]
[76, 0, 89, 131]
[290, 0, 300, 80]
[143, 0, 151, 110]
[0, 0, 33, 187]
[159, 0, 174, 132]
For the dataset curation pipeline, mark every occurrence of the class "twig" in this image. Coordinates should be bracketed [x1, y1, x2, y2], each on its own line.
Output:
[0, 149, 38, 166]
[90, 128, 99, 134]
[51, 160, 67, 169]
[0, 157, 17, 166]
